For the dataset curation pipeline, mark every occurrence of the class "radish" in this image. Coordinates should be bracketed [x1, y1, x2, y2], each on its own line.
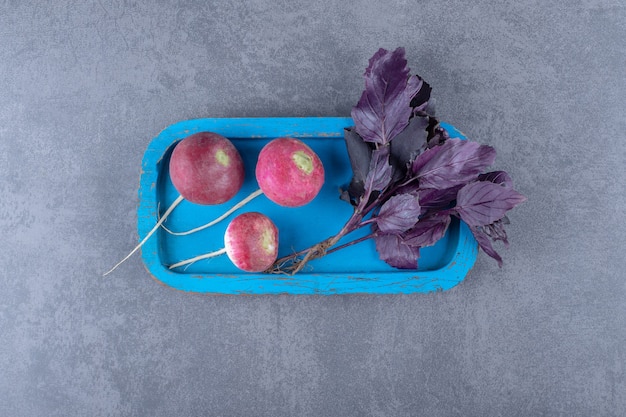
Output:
[255, 137, 325, 207]
[163, 137, 325, 236]
[169, 131, 245, 205]
[103, 131, 245, 276]
[168, 212, 279, 272]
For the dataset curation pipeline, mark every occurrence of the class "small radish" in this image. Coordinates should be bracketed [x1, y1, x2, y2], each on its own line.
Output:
[255, 137, 325, 207]
[169, 131, 244, 205]
[163, 137, 324, 236]
[168, 212, 279, 272]
[104, 131, 244, 276]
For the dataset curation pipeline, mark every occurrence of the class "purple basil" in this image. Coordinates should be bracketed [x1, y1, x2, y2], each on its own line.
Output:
[418, 185, 463, 214]
[478, 171, 514, 187]
[455, 181, 527, 227]
[469, 226, 504, 267]
[272, 48, 526, 274]
[389, 114, 429, 180]
[341, 127, 374, 204]
[376, 194, 421, 234]
[365, 147, 393, 192]
[412, 138, 497, 189]
[410, 76, 432, 113]
[351, 47, 421, 145]
[403, 215, 451, 247]
[374, 232, 420, 269]
[482, 218, 511, 248]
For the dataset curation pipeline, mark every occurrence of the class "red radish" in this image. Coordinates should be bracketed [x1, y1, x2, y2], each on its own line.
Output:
[255, 137, 325, 207]
[169, 132, 244, 205]
[168, 212, 279, 273]
[103, 131, 245, 276]
[163, 137, 324, 236]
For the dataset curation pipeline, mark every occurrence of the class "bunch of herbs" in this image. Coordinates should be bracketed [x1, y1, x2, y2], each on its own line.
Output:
[269, 47, 526, 274]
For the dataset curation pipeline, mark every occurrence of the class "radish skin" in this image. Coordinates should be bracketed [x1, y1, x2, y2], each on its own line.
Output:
[169, 132, 244, 205]
[255, 137, 324, 207]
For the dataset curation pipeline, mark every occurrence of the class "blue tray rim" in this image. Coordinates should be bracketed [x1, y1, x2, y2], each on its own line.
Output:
[138, 117, 478, 295]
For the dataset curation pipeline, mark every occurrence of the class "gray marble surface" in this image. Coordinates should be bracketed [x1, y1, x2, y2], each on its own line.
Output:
[1, 1, 625, 416]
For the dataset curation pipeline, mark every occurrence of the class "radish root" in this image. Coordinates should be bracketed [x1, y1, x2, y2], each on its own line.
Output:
[104, 194, 184, 276]
[162, 188, 264, 236]
[168, 247, 227, 270]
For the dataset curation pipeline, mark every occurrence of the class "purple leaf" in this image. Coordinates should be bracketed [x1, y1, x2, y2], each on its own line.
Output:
[343, 128, 373, 185]
[351, 47, 421, 145]
[483, 217, 510, 248]
[418, 185, 462, 214]
[365, 146, 393, 192]
[455, 181, 527, 227]
[478, 171, 514, 187]
[374, 232, 420, 269]
[426, 121, 448, 147]
[409, 77, 432, 113]
[403, 215, 451, 247]
[470, 226, 503, 267]
[389, 114, 429, 181]
[411, 138, 497, 189]
[376, 194, 421, 234]
[342, 127, 374, 204]
[410, 137, 446, 175]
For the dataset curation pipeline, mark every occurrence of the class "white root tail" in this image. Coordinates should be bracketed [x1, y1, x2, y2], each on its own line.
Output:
[168, 247, 227, 269]
[103, 194, 185, 276]
[161, 188, 264, 236]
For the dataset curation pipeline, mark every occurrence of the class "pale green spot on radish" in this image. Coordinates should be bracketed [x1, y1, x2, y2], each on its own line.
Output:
[215, 149, 230, 167]
[261, 228, 276, 255]
[292, 150, 313, 175]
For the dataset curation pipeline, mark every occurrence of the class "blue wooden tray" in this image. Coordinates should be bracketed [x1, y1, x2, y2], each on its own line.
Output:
[138, 117, 478, 294]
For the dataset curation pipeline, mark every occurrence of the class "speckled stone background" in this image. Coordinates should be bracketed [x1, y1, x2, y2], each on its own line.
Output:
[1, 1, 625, 416]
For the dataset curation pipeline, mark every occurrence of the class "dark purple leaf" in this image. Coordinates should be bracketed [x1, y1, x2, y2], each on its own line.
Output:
[376, 194, 421, 234]
[418, 185, 462, 214]
[339, 188, 353, 205]
[374, 232, 420, 269]
[470, 226, 503, 267]
[342, 127, 374, 204]
[455, 181, 527, 227]
[483, 217, 510, 248]
[394, 180, 420, 197]
[410, 137, 446, 175]
[411, 139, 497, 189]
[343, 128, 373, 186]
[426, 119, 448, 146]
[365, 146, 393, 192]
[478, 171, 514, 187]
[351, 47, 421, 145]
[403, 215, 451, 247]
[389, 114, 429, 181]
[409, 77, 432, 112]
[341, 180, 368, 206]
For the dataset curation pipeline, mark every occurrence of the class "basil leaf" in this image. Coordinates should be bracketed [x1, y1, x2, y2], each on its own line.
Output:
[374, 232, 420, 269]
[376, 194, 421, 234]
[412, 139, 497, 189]
[455, 181, 527, 227]
[351, 47, 421, 145]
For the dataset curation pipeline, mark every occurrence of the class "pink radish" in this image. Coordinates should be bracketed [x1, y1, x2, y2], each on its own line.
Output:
[103, 132, 244, 276]
[168, 212, 279, 273]
[169, 132, 244, 205]
[255, 137, 325, 207]
[163, 137, 324, 236]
